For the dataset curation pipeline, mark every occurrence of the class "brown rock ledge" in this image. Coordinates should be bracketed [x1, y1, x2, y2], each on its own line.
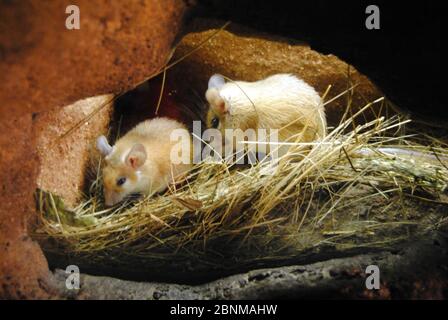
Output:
[0, 0, 188, 299]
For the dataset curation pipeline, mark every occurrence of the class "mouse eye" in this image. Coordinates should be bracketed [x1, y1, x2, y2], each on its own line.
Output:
[211, 117, 220, 128]
[116, 177, 126, 186]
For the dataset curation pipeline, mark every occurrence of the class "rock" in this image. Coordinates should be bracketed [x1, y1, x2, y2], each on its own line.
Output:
[0, 0, 189, 299]
[0, 0, 189, 120]
[0, 113, 58, 299]
[52, 232, 448, 299]
[170, 19, 393, 127]
[35, 95, 113, 207]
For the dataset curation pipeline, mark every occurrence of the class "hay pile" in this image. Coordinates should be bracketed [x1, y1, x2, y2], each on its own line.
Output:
[34, 97, 448, 277]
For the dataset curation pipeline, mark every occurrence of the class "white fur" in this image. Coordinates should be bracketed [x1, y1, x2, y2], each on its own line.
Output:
[207, 74, 327, 153]
[219, 74, 322, 117]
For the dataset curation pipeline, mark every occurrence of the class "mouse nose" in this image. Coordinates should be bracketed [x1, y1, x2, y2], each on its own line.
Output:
[105, 198, 114, 207]
[104, 190, 118, 207]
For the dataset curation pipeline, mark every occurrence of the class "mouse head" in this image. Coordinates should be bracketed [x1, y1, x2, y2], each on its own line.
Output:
[97, 136, 147, 206]
[205, 74, 229, 132]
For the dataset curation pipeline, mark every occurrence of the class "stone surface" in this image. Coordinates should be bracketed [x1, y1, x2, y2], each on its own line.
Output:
[169, 19, 393, 127]
[35, 95, 113, 207]
[0, 0, 189, 120]
[53, 232, 448, 299]
[0, 0, 188, 299]
[0, 113, 58, 299]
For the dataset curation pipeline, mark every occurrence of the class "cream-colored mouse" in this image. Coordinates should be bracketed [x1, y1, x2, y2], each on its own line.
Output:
[205, 74, 326, 156]
[97, 117, 192, 206]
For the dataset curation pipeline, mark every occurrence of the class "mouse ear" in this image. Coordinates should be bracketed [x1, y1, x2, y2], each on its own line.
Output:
[97, 135, 113, 156]
[125, 144, 147, 169]
[208, 74, 225, 90]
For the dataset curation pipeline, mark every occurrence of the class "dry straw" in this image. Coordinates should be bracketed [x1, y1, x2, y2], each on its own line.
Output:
[34, 94, 448, 272]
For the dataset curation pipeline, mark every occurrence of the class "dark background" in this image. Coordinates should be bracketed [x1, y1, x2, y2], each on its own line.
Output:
[195, 0, 447, 125]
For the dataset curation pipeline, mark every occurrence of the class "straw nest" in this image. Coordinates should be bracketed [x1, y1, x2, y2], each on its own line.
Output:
[34, 97, 448, 276]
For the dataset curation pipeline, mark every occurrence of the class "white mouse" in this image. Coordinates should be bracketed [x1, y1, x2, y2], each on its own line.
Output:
[205, 73, 327, 156]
